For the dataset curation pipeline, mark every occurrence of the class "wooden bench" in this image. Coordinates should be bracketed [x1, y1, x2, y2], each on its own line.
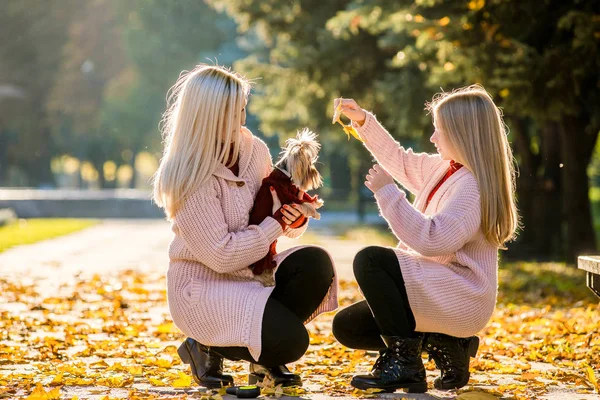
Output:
[577, 256, 600, 298]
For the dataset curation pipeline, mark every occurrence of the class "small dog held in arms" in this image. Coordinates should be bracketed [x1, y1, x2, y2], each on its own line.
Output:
[249, 128, 324, 286]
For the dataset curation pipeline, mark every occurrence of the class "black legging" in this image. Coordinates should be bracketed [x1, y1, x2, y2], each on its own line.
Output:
[214, 247, 334, 366]
[332, 246, 417, 351]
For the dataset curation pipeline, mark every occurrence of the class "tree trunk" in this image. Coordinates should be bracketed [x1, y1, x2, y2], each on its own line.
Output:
[328, 150, 351, 200]
[0, 123, 6, 186]
[508, 120, 563, 260]
[507, 117, 538, 257]
[559, 117, 598, 262]
[128, 150, 138, 189]
[25, 127, 56, 187]
[94, 161, 106, 189]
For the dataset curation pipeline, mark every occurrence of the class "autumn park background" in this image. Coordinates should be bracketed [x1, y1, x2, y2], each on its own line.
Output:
[0, 1, 599, 399]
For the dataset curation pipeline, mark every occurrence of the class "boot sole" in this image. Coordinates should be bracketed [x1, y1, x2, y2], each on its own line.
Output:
[351, 379, 427, 394]
[177, 342, 233, 389]
[248, 373, 302, 387]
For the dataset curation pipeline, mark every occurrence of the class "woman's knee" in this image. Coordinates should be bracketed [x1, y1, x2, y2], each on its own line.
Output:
[332, 308, 354, 348]
[260, 326, 309, 366]
[353, 246, 385, 283]
[296, 247, 334, 283]
[260, 300, 310, 366]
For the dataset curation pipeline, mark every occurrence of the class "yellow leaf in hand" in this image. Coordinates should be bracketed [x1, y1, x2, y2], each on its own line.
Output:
[172, 371, 192, 388]
[343, 125, 364, 142]
[332, 102, 364, 142]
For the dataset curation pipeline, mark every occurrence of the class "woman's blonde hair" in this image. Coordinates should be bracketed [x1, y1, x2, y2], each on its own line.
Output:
[152, 65, 250, 219]
[427, 85, 519, 249]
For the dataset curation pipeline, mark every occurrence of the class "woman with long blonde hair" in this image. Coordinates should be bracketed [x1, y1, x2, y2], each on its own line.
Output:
[153, 65, 337, 388]
[332, 85, 518, 393]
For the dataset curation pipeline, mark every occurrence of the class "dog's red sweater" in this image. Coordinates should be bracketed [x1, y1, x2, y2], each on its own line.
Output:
[248, 168, 318, 275]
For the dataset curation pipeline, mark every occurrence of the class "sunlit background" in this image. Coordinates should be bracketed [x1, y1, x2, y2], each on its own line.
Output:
[0, 0, 599, 261]
[1, 2, 600, 399]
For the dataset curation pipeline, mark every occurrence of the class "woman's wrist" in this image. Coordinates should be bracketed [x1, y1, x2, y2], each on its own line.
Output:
[354, 110, 367, 127]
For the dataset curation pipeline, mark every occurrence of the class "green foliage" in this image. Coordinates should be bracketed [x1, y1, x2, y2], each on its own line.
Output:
[207, 0, 599, 258]
[0, 219, 98, 253]
[0, 1, 78, 186]
[0, 0, 242, 188]
[498, 261, 598, 306]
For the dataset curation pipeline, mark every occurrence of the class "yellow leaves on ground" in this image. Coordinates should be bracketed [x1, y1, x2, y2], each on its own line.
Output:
[456, 391, 499, 400]
[25, 384, 61, 400]
[156, 322, 177, 334]
[585, 365, 599, 393]
[1, 262, 599, 399]
[351, 388, 385, 398]
[171, 371, 192, 388]
[96, 374, 134, 388]
[148, 377, 168, 387]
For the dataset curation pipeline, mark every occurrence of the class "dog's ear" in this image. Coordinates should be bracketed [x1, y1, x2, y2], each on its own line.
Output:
[303, 165, 323, 191]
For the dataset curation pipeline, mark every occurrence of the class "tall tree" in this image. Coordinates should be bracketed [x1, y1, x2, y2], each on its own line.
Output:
[208, 0, 434, 213]
[211, 0, 599, 260]
[46, 0, 129, 188]
[107, 0, 243, 188]
[0, 1, 77, 186]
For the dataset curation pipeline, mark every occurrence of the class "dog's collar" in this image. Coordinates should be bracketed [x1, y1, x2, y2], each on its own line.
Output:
[275, 166, 291, 178]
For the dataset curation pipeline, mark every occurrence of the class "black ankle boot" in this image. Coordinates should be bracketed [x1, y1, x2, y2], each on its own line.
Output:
[177, 338, 234, 389]
[351, 334, 427, 393]
[424, 333, 479, 390]
[248, 364, 302, 387]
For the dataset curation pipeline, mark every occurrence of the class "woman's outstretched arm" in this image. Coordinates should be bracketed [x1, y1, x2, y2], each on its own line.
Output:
[354, 112, 445, 195]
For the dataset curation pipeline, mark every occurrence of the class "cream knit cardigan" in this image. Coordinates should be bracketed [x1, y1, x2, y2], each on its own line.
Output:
[354, 113, 498, 337]
[166, 128, 338, 361]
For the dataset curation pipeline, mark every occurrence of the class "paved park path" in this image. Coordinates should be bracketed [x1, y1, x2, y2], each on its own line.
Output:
[0, 219, 596, 399]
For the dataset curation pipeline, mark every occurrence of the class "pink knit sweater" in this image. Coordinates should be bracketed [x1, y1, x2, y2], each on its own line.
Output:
[166, 128, 338, 361]
[354, 113, 498, 337]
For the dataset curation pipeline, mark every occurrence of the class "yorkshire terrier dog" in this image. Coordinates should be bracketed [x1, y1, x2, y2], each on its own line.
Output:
[249, 128, 324, 286]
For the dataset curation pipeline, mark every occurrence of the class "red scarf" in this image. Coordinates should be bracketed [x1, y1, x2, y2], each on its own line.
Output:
[425, 160, 463, 208]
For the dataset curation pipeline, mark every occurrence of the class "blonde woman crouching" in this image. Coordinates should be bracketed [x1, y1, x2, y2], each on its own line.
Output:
[332, 86, 519, 393]
[153, 65, 337, 388]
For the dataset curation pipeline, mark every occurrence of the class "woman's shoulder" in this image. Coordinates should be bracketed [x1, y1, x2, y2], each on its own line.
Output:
[248, 130, 271, 158]
[451, 168, 480, 199]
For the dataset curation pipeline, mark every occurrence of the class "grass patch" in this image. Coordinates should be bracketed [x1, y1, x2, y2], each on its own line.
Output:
[317, 224, 397, 246]
[499, 261, 598, 306]
[340, 225, 397, 247]
[0, 219, 99, 253]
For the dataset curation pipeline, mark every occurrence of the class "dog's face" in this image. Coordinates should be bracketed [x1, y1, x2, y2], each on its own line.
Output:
[276, 128, 323, 191]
